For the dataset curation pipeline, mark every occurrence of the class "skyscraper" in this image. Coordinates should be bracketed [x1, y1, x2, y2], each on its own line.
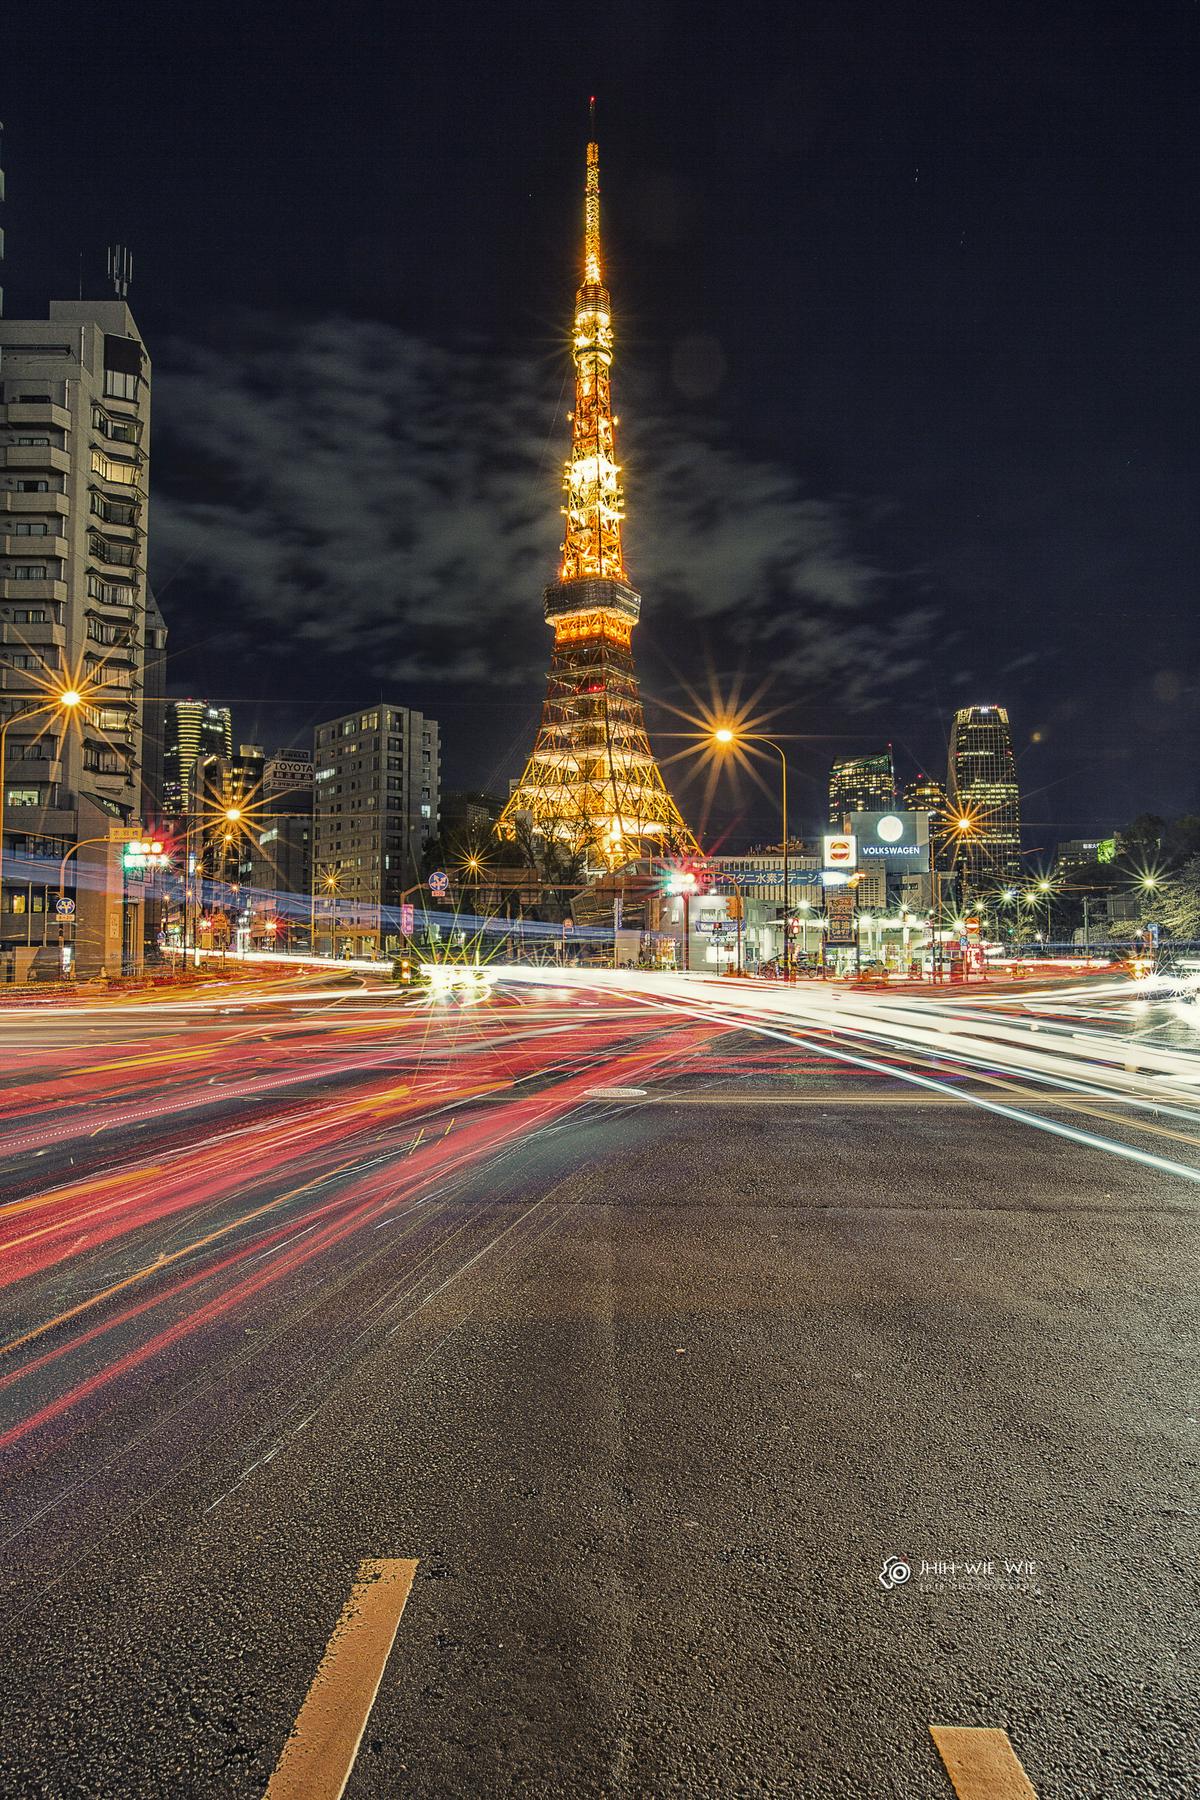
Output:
[312, 705, 439, 957]
[901, 771, 948, 840]
[497, 117, 696, 872]
[162, 700, 233, 817]
[828, 751, 895, 826]
[947, 705, 1021, 892]
[1, 299, 160, 975]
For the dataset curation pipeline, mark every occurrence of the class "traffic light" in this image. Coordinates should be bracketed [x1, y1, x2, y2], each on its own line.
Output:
[123, 837, 172, 872]
[726, 893, 743, 921]
[664, 861, 710, 897]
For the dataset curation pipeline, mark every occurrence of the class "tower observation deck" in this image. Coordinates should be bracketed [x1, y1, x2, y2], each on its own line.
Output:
[497, 114, 698, 872]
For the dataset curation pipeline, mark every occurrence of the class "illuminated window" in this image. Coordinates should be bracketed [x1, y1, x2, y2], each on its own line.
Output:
[90, 449, 139, 486]
[6, 790, 39, 807]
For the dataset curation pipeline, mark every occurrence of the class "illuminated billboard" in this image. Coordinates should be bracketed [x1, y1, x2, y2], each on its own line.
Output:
[848, 811, 929, 870]
[822, 834, 857, 871]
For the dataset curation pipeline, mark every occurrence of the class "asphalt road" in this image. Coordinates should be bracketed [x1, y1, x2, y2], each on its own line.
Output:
[0, 968, 1197, 1797]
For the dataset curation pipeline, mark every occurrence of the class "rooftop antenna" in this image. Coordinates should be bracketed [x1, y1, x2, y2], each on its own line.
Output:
[107, 243, 133, 299]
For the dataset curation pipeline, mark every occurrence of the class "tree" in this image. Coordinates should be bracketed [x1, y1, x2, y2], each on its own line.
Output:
[1152, 856, 1200, 938]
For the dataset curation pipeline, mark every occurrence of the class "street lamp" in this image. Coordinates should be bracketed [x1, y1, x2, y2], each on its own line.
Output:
[0, 681, 87, 948]
[184, 803, 245, 960]
[310, 863, 343, 958]
[713, 725, 792, 977]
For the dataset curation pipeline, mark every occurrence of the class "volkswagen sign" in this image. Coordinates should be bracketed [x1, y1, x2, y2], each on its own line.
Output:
[848, 811, 929, 868]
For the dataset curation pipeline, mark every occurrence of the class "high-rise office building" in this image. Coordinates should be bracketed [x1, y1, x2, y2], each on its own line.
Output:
[163, 699, 233, 817]
[828, 751, 895, 826]
[947, 704, 1022, 892]
[312, 705, 439, 955]
[1, 299, 160, 976]
[902, 772, 948, 839]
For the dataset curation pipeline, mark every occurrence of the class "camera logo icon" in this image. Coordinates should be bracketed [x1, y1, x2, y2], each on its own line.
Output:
[879, 1556, 911, 1591]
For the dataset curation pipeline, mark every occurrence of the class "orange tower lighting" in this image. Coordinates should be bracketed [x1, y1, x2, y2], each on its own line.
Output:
[497, 106, 698, 873]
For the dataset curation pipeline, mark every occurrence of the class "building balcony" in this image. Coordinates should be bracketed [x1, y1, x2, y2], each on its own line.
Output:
[1, 621, 67, 649]
[87, 540, 139, 571]
[5, 401, 73, 433]
[3, 446, 70, 476]
[0, 579, 68, 604]
[0, 491, 70, 519]
[4, 755, 65, 784]
[1, 535, 68, 563]
[1, 806, 79, 840]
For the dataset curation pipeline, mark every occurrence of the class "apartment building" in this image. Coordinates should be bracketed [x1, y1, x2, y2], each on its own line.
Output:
[312, 705, 439, 956]
[0, 300, 160, 977]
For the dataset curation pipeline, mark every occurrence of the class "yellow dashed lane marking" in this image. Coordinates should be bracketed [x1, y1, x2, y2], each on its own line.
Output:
[930, 1726, 1039, 1798]
[264, 1558, 418, 1800]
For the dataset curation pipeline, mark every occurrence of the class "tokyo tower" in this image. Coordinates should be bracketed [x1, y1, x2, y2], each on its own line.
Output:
[497, 110, 699, 872]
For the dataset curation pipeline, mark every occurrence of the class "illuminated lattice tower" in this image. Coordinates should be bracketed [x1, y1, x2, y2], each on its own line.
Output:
[497, 118, 698, 872]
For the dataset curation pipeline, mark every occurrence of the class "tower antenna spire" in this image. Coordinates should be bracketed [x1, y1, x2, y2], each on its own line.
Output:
[584, 99, 602, 287]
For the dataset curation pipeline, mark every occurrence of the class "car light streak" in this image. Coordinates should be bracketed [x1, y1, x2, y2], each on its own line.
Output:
[0, 990, 722, 1456]
[501, 968, 1200, 1187]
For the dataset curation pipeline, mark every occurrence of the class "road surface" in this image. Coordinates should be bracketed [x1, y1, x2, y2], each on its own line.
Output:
[0, 967, 1197, 1797]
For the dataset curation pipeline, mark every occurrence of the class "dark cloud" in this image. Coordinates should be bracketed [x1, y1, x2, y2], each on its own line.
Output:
[151, 313, 932, 711]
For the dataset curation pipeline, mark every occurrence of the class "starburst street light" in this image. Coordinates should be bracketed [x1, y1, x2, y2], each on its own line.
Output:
[181, 789, 264, 957]
[309, 864, 345, 958]
[712, 721, 795, 976]
[0, 675, 98, 909]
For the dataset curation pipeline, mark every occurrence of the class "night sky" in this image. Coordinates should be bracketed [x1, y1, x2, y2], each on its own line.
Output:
[5, 1, 1197, 850]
